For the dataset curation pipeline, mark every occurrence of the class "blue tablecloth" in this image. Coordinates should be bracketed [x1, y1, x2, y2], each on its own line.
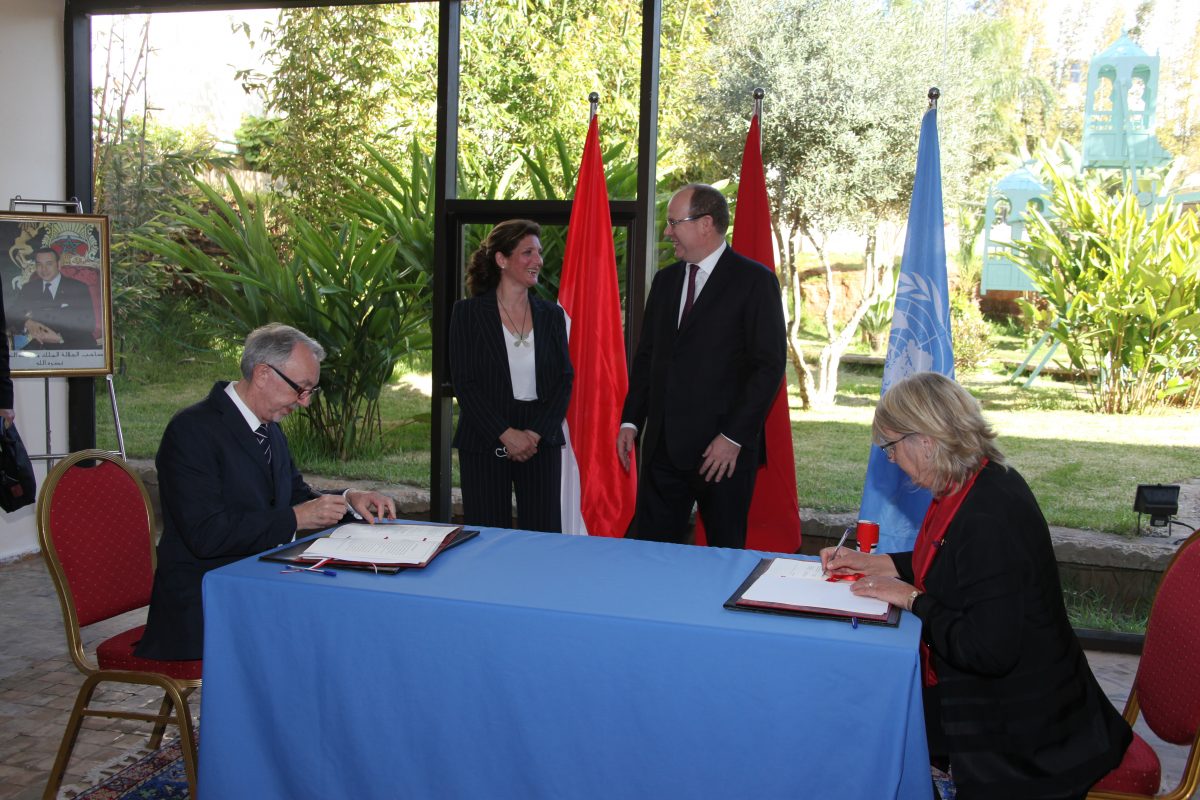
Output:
[199, 527, 931, 799]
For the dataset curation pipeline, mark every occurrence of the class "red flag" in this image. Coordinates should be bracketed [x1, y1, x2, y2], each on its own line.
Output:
[558, 115, 637, 537]
[695, 113, 802, 552]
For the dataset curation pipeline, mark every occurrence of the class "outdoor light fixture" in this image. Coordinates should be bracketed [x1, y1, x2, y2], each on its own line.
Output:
[1133, 484, 1180, 533]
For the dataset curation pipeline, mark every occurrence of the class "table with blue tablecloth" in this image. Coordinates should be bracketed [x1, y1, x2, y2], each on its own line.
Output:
[198, 526, 931, 799]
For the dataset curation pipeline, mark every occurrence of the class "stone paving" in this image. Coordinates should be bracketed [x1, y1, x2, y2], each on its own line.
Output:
[0, 544, 1193, 799]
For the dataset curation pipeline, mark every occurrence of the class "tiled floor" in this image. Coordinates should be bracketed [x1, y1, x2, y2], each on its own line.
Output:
[0, 556, 199, 800]
[0, 553, 1192, 799]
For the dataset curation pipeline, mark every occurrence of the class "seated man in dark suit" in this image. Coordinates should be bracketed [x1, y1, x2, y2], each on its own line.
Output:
[136, 323, 396, 661]
[14, 247, 96, 349]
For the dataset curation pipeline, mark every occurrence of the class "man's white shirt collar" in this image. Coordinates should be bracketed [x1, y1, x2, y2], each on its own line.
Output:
[692, 241, 726, 277]
[225, 382, 264, 430]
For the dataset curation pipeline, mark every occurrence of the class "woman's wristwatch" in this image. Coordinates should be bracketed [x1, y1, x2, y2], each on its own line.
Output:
[906, 590, 922, 611]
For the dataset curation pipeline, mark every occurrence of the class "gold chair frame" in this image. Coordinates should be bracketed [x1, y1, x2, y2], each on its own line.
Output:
[1088, 528, 1200, 800]
[37, 450, 200, 799]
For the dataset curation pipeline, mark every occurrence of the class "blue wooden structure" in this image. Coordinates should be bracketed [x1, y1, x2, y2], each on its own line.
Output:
[980, 164, 1050, 296]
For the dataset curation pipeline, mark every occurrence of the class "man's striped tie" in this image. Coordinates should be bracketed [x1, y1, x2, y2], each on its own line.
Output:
[254, 423, 272, 465]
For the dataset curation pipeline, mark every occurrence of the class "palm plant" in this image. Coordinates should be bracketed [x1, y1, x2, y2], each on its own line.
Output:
[134, 176, 430, 459]
[1010, 162, 1200, 413]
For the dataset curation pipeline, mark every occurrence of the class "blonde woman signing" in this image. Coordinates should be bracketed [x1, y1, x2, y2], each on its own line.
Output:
[822, 372, 1130, 800]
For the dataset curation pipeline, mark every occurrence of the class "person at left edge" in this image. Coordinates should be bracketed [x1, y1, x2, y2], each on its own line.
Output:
[449, 219, 573, 532]
[136, 323, 396, 661]
[0, 273, 13, 427]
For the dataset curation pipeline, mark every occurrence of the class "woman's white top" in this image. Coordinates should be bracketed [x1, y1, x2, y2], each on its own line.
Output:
[503, 323, 538, 400]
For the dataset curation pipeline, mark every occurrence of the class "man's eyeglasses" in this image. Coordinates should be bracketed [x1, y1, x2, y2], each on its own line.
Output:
[879, 432, 916, 462]
[267, 364, 320, 400]
[666, 213, 707, 228]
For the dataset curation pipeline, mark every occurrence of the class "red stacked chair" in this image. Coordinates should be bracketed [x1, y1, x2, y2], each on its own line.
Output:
[1089, 528, 1200, 800]
[37, 450, 200, 799]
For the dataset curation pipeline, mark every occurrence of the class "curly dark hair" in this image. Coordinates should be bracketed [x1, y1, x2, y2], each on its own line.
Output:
[464, 219, 542, 296]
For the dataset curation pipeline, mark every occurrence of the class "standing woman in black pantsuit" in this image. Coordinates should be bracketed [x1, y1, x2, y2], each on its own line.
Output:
[449, 220, 573, 532]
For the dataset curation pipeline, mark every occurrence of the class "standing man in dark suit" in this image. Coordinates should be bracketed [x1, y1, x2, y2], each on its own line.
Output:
[136, 323, 396, 661]
[617, 184, 786, 549]
[14, 247, 96, 349]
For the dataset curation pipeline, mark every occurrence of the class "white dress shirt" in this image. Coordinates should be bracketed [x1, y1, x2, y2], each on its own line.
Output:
[676, 242, 726, 325]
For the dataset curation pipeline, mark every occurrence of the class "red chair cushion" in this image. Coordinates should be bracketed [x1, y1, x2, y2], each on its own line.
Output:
[1137, 537, 1200, 745]
[96, 625, 203, 681]
[1090, 731, 1160, 796]
[48, 461, 155, 627]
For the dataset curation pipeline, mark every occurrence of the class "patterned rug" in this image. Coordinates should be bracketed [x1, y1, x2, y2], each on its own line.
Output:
[61, 744, 954, 799]
[932, 765, 957, 800]
[69, 739, 189, 799]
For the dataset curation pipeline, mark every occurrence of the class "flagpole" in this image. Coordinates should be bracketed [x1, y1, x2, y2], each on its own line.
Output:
[589, 91, 599, 123]
[857, 86, 953, 554]
[752, 86, 764, 120]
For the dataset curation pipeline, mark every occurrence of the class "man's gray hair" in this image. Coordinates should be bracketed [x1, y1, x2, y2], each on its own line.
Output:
[240, 323, 325, 379]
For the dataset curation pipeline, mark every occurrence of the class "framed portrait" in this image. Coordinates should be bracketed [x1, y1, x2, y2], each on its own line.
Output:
[0, 212, 112, 377]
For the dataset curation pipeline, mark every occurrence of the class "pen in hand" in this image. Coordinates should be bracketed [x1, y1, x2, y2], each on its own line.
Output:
[824, 527, 851, 576]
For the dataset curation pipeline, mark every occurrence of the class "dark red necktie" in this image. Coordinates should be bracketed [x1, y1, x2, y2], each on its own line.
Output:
[680, 263, 699, 325]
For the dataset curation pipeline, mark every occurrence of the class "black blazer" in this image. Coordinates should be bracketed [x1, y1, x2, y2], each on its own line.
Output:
[894, 464, 1131, 799]
[14, 274, 96, 349]
[136, 382, 329, 661]
[449, 290, 572, 452]
[621, 247, 786, 469]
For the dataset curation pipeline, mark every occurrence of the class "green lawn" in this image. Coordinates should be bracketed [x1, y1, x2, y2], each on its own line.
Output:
[98, 346, 1199, 537]
[794, 363, 1199, 534]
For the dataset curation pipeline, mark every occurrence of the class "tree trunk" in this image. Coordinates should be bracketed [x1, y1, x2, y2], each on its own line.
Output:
[806, 225, 894, 408]
[775, 217, 813, 409]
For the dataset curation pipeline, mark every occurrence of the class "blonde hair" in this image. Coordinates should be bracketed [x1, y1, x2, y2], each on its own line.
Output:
[872, 372, 1004, 495]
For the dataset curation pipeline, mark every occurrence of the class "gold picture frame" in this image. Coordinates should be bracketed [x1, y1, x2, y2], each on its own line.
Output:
[0, 211, 113, 377]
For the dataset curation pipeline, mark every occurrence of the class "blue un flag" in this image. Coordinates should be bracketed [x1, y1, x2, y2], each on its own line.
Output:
[859, 104, 955, 554]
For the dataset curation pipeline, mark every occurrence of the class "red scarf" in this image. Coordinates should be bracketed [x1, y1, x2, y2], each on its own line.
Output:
[911, 459, 987, 687]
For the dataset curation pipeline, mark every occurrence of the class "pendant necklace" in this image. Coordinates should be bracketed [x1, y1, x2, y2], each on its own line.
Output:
[500, 299, 531, 347]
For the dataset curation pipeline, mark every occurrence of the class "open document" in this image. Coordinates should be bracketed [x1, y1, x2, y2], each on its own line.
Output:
[730, 558, 896, 623]
[301, 523, 462, 567]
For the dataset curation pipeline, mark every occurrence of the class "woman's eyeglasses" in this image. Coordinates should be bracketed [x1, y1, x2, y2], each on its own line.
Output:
[879, 432, 916, 462]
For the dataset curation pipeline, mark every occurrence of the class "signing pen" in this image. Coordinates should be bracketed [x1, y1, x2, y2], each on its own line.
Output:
[824, 527, 851, 576]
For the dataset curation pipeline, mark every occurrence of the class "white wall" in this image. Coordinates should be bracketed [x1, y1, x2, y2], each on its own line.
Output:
[0, 0, 71, 560]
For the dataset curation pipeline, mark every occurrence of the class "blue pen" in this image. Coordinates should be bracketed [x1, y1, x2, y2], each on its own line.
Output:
[851, 617, 859, 629]
[281, 566, 337, 577]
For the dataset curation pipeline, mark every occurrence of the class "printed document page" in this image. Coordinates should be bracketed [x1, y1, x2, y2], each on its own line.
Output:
[740, 558, 889, 617]
[302, 524, 458, 565]
[325, 523, 459, 541]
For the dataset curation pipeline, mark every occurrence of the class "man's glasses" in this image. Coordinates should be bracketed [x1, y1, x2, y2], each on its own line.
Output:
[879, 432, 916, 462]
[267, 364, 320, 400]
[666, 213, 707, 228]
